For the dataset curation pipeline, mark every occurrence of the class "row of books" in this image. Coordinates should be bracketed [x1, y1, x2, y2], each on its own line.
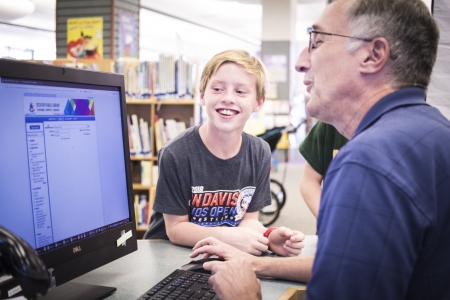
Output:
[140, 162, 159, 187]
[134, 194, 150, 226]
[127, 114, 152, 157]
[154, 116, 188, 152]
[115, 55, 197, 100]
[128, 114, 191, 158]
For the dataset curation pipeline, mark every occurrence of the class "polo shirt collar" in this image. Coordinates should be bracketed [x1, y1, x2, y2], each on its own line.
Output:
[354, 87, 427, 137]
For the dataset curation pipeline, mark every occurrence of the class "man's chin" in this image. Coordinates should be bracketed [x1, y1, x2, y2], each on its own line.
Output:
[305, 103, 319, 120]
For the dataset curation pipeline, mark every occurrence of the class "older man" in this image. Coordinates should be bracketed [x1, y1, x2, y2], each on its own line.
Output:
[190, 0, 450, 299]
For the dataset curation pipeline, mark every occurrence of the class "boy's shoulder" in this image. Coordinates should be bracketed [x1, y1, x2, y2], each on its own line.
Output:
[244, 131, 271, 153]
[160, 125, 197, 153]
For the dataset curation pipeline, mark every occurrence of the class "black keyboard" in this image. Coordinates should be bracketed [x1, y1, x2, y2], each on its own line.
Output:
[137, 269, 219, 300]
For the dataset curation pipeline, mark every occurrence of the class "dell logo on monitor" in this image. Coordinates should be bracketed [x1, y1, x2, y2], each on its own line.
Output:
[73, 246, 81, 253]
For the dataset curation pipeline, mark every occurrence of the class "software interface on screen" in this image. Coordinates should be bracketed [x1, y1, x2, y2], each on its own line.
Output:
[0, 77, 130, 254]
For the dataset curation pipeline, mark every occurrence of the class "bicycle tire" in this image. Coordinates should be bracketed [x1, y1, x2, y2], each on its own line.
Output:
[258, 191, 280, 226]
[270, 179, 286, 210]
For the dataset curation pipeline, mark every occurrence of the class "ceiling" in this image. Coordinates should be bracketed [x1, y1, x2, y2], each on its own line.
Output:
[0, 0, 325, 61]
[3, 0, 325, 41]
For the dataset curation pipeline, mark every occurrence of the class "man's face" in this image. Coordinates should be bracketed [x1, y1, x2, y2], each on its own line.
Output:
[295, 0, 361, 125]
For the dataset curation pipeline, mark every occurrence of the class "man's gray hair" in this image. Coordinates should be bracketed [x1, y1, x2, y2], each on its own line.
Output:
[328, 0, 439, 90]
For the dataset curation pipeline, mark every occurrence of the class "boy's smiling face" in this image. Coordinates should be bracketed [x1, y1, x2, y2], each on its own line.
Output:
[201, 62, 264, 135]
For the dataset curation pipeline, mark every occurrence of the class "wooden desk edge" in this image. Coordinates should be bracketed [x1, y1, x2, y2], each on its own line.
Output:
[278, 286, 307, 300]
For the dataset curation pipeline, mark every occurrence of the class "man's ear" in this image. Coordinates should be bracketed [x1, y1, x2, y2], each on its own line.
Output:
[253, 97, 265, 112]
[200, 93, 205, 106]
[360, 37, 390, 74]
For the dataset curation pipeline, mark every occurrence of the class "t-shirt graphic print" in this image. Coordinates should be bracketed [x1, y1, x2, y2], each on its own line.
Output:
[190, 186, 256, 226]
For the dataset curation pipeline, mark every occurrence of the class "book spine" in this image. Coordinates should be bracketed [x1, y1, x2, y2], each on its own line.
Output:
[140, 161, 151, 186]
[139, 118, 151, 156]
[130, 114, 142, 155]
[139, 195, 147, 225]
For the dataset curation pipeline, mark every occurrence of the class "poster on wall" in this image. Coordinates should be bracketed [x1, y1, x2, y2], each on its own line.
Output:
[67, 17, 103, 59]
[118, 10, 139, 58]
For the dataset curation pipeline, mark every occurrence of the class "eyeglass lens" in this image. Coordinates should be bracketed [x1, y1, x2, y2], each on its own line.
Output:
[308, 31, 315, 52]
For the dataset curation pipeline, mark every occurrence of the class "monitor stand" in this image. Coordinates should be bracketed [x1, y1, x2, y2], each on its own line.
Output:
[37, 282, 116, 300]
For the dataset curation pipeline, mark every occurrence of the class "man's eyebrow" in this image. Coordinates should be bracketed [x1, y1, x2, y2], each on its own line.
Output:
[311, 24, 322, 30]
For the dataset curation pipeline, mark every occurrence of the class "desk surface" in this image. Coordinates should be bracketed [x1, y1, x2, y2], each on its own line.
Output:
[72, 236, 317, 300]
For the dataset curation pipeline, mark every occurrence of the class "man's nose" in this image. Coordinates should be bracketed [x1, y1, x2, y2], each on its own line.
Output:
[295, 47, 311, 73]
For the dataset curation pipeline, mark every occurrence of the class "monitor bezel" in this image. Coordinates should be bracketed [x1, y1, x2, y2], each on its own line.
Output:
[0, 58, 138, 287]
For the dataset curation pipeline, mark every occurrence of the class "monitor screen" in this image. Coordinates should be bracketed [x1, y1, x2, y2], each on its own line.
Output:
[0, 59, 137, 299]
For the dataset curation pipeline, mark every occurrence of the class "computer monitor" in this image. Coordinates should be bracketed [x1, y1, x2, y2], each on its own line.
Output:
[0, 59, 137, 299]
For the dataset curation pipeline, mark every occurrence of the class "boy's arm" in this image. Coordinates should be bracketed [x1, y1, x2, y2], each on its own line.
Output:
[239, 212, 305, 257]
[238, 211, 266, 232]
[192, 237, 314, 283]
[163, 213, 269, 255]
[300, 162, 323, 217]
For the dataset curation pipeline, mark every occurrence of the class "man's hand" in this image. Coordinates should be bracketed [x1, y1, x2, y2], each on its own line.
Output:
[208, 258, 262, 300]
[218, 227, 269, 255]
[268, 227, 305, 257]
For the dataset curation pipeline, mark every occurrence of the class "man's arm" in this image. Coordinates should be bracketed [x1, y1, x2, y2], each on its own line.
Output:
[192, 237, 314, 283]
[300, 162, 323, 217]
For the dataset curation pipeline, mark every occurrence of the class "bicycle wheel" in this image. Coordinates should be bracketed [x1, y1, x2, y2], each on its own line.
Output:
[259, 191, 280, 226]
[270, 179, 287, 209]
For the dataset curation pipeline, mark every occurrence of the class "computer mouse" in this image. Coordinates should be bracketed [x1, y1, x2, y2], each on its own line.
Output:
[181, 257, 225, 274]
[0, 225, 51, 299]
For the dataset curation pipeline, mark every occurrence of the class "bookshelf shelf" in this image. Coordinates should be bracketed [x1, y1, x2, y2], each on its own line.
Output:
[130, 156, 152, 161]
[127, 98, 197, 237]
[133, 184, 152, 190]
[126, 99, 196, 105]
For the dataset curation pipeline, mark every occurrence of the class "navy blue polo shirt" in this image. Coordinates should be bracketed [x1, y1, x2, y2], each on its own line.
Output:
[307, 88, 450, 300]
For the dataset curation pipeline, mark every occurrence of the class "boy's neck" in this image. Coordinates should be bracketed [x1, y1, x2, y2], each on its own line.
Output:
[199, 124, 242, 160]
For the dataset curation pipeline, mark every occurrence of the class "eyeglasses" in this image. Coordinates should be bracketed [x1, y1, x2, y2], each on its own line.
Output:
[308, 30, 373, 52]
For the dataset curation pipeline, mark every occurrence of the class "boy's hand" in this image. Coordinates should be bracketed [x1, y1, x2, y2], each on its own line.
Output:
[268, 227, 305, 257]
[191, 236, 253, 262]
[219, 227, 269, 255]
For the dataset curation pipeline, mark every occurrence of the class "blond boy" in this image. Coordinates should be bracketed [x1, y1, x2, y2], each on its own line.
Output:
[145, 50, 304, 256]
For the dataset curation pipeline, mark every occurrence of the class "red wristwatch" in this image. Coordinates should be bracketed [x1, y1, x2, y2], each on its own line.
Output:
[263, 227, 278, 238]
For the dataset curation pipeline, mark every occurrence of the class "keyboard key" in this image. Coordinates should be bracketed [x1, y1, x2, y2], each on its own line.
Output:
[136, 269, 219, 300]
[182, 290, 195, 297]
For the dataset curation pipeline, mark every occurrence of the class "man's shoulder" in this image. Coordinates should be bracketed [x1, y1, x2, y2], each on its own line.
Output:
[336, 105, 450, 173]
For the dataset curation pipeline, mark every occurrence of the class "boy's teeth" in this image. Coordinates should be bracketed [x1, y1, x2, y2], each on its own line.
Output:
[219, 109, 235, 116]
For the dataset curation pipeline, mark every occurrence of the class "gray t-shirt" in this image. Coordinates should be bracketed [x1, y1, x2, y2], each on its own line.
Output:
[144, 125, 272, 239]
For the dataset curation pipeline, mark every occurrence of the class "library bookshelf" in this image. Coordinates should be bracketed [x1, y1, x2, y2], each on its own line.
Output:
[127, 98, 197, 238]
[30, 59, 198, 238]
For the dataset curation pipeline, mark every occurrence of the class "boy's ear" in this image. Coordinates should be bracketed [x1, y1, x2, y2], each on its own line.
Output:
[253, 97, 265, 112]
[200, 93, 205, 106]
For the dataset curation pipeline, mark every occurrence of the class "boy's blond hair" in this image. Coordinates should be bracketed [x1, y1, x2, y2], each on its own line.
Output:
[199, 49, 266, 101]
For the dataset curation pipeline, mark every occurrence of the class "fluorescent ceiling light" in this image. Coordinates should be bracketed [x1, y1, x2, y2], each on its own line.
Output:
[0, 0, 35, 21]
